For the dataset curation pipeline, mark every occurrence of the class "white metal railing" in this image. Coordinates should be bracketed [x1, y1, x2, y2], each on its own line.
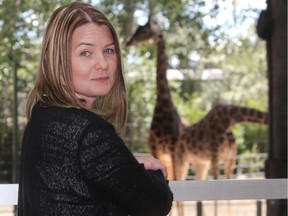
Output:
[169, 179, 287, 201]
[0, 184, 18, 205]
[0, 179, 287, 205]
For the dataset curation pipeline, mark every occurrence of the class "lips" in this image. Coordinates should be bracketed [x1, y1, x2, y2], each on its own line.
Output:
[93, 76, 109, 83]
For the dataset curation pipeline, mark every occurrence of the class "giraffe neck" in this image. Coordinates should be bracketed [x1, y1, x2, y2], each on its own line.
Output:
[219, 105, 267, 123]
[155, 35, 173, 106]
[202, 104, 268, 132]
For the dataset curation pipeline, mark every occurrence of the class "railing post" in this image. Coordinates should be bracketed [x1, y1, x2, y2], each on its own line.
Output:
[256, 200, 262, 216]
[196, 201, 202, 216]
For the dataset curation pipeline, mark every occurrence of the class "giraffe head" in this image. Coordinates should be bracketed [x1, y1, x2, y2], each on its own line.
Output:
[126, 16, 162, 46]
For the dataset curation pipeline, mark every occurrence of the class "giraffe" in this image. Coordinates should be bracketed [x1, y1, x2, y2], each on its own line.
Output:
[126, 17, 186, 181]
[172, 104, 268, 216]
[126, 17, 269, 216]
[126, 18, 269, 181]
[174, 104, 269, 181]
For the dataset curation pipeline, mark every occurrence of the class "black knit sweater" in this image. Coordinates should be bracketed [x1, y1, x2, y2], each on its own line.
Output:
[18, 104, 173, 216]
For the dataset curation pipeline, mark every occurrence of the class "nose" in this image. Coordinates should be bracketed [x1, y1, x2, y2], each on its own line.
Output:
[94, 53, 109, 70]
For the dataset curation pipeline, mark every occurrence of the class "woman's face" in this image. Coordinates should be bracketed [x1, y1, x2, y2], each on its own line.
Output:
[70, 23, 117, 108]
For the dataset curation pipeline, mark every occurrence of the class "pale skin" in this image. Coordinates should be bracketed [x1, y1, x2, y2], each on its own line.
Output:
[70, 23, 167, 179]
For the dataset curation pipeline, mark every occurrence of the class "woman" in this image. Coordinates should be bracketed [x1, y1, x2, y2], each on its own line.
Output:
[18, 2, 173, 216]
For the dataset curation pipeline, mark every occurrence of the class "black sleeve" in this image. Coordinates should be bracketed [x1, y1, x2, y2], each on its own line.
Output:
[78, 120, 173, 216]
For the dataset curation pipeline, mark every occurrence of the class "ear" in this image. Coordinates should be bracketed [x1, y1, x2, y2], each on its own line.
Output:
[148, 14, 152, 24]
[147, 13, 155, 27]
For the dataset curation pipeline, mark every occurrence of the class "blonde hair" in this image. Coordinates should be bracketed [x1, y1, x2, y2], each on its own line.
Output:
[26, 2, 127, 134]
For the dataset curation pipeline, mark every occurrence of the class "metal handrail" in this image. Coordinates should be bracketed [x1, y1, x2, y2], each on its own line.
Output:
[0, 179, 287, 205]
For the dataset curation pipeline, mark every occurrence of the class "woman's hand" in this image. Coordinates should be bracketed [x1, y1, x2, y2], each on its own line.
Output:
[135, 155, 168, 179]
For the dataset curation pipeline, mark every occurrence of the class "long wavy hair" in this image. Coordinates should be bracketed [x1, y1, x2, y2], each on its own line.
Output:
[26, 2, 127, 134]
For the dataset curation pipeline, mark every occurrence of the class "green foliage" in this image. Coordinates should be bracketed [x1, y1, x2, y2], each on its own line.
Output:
[169, 80, 207, 123]
[124, 47, 156, 152]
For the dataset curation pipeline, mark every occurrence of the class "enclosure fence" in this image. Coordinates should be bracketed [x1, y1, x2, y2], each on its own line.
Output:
[0, 179, 287, 205]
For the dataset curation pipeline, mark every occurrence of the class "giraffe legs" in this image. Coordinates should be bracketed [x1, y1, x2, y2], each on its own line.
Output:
[192, 160, 210, 180]
[171, 149, 188, 216]
[223, 158, 236, 216]
[174, 158, 190, 181]
[224, 148, 237, 216]
[190, 159, 211, 216]
[155, 151, 175, 180]
[154, 151, 176, 216]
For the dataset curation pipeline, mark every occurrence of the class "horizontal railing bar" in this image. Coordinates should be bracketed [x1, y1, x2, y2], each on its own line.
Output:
[0, 179, 287, 205]
[0, 184, 18, 205]
[170, 179, 288, 201]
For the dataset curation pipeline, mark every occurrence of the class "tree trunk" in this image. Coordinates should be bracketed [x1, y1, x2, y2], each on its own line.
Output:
[257, 0, 287, 215]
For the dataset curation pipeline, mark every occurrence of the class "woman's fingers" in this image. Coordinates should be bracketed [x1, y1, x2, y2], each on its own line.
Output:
[136, 155, 168, 179]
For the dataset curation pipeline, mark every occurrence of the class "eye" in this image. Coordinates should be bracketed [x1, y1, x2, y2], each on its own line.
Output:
[104, 48, 115, 55]
[80, 51, 91, 57]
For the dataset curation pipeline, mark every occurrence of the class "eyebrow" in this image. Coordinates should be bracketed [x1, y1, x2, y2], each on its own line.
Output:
[75, 42, 115, 48]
